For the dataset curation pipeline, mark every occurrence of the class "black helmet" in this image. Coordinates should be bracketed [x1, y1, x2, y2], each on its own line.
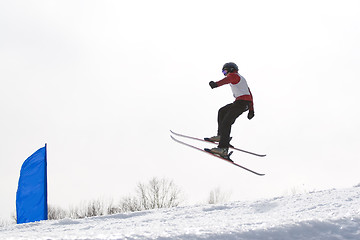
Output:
[222, 62, 239, 73]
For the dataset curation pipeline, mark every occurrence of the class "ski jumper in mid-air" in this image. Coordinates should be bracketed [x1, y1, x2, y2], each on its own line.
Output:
[207, 62, 255, 158]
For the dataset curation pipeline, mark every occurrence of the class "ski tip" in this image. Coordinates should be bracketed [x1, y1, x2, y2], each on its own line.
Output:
[170, 135, 179, 142]
[204, 138, 216, 143]
[170, 130, 181, 136]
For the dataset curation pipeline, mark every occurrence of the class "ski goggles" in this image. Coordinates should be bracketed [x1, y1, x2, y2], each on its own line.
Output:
[222, 69, 228, 76]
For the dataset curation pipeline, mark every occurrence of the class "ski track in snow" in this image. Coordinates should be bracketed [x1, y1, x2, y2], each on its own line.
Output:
[1, 186, 360, 240]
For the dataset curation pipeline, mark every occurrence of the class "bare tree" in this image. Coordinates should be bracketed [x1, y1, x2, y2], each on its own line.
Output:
[0, 218, 13, 227]
[48, 205, 67, 220]
[136, 177, 183, 210]
[208, 187, 231, 204]
[120, 196, 141, 212]
[11, 212, 17, 223]
[84, 199, 104, 217]
[106, 199, 122, 215]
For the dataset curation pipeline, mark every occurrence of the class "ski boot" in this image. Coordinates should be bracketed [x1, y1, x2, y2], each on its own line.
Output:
[208, 147, 230, 159]
[205, 136, 234, 147]
[204, 135, 221, 142]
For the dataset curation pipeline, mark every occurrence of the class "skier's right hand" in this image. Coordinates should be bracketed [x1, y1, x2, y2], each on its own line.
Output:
[209, 81, 218, 89]
[247, 110, 255, 120]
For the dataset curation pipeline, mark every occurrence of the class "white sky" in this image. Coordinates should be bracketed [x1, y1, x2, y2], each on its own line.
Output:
[1, 0, 360, 220]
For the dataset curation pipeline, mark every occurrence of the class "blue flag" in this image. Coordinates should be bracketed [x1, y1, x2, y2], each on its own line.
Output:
[16, 144, 48, 224]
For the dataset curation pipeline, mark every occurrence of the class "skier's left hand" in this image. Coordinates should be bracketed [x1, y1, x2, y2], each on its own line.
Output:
[247, 110, 254, 120]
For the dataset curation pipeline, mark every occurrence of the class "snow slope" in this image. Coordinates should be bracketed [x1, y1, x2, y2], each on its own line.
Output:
[1, 186, 360, 240]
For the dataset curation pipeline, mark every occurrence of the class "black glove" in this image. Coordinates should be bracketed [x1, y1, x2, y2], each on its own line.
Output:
[247, 110, 254, 120]
[209, 81, 218, 89]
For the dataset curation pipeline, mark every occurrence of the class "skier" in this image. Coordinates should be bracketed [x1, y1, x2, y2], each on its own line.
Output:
[206, 62, 255, 158]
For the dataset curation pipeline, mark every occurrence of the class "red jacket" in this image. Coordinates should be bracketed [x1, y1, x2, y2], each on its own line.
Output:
[216, 72, 254, 111]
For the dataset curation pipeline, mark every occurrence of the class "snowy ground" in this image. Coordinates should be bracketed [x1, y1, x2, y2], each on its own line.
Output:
[1, 186, 360, 240]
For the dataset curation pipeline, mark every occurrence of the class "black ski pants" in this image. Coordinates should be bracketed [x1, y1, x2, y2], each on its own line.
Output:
[217, 100, 250, 148]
